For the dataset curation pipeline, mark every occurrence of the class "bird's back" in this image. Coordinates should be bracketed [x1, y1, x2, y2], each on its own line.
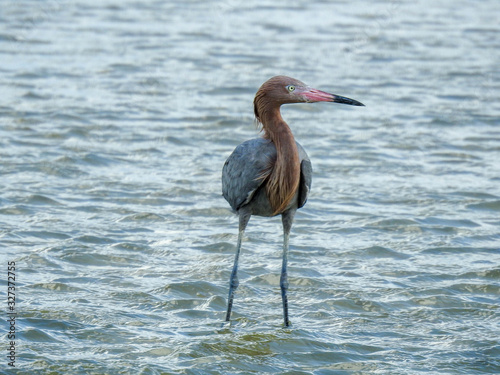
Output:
[222, 138, 312, 216]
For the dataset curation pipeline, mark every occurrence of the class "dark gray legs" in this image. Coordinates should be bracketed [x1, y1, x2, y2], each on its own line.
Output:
[281, 209, 295, 327]
[225, 211, 250, 323]
[224, 208, 296, 327]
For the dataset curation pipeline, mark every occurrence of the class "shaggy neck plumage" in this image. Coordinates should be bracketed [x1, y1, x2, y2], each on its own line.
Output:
[254, 100, 301, 215]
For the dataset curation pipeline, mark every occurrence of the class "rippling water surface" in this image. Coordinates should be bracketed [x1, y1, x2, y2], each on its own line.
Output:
[1, 0, 500, 374]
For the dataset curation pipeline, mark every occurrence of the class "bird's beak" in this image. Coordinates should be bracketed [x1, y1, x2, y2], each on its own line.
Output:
[301, 88, 365, 106]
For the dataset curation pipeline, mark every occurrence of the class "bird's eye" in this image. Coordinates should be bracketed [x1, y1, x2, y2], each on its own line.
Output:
[287, 85, 295, 92]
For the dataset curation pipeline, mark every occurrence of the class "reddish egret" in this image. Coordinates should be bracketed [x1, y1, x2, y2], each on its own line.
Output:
[222, 76, 364, 326]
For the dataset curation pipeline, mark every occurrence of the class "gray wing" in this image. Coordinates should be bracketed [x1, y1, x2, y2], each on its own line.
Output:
[222, 138, 276, 212]
[222, 138, 313, 212]
[297, 143, 312, 209]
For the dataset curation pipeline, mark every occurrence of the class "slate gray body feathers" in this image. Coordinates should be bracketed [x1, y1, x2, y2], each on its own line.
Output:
[222, 138, 312, 217]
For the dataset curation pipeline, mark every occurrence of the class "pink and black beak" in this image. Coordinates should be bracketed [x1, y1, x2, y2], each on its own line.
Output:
[300, 87, 365, 106]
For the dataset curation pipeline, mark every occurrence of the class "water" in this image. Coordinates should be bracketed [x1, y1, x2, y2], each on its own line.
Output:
[1, 0, 499, 373]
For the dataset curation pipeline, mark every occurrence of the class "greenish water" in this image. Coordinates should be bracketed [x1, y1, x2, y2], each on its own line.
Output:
[1, 0, 499, 374]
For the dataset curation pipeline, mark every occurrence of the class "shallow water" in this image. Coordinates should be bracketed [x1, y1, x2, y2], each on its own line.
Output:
[1, 0, 500, 374]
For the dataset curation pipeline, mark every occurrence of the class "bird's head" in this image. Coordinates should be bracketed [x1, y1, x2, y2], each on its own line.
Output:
[254, 75, 364, 123]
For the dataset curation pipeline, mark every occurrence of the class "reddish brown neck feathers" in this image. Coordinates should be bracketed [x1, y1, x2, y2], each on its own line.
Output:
[254, 85, 300, 215]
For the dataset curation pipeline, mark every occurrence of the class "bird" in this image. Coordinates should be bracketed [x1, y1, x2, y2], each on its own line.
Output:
[222, 76, 364, 327]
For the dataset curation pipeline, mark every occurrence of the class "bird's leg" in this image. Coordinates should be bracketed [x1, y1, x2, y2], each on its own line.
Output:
[225, 210, 251, 323]
[281, 209, 296, 327]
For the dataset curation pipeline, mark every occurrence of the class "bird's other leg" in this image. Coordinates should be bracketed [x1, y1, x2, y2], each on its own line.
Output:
[281, 208, 296, 327]
[225, 209, 251, 323]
